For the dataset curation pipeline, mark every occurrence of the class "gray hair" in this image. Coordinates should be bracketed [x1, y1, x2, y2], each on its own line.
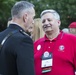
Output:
[11, 1, 34, 18]
[40, 9, 60, 20]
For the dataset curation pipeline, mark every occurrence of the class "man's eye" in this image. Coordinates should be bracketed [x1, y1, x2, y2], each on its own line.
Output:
[47, 19, 51, 22]
[42, 20, 45, 23]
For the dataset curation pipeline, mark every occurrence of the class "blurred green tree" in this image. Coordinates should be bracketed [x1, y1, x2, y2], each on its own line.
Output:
[0, 0, 76, 31]
[0, 0, 17, 31]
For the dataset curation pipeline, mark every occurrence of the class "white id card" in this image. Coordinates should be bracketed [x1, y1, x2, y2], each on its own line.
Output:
[41, 59, 53, 68]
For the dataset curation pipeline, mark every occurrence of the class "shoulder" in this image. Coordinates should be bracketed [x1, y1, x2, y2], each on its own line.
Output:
[34, 37, 44, 46]
[5, 30, 33, 52]
[64, 33, 76, 39]
[11, 30, 33, 43]
[63, 33, 76, 42]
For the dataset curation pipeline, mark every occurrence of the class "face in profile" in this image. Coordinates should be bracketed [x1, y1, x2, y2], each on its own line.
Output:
[27, 8, 35, 28]
[28, 24, 34, 38]
[23, 7, 35, 31]
[69, 28, 76, 35]
[41, 13, 60, 35]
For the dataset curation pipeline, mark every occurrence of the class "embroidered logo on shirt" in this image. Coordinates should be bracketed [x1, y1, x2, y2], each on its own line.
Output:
[37, 45, 41, 50]
[59, 45, 65, 51]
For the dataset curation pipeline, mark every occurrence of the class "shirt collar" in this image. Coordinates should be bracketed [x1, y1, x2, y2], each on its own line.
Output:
[43, 31, 64, 42]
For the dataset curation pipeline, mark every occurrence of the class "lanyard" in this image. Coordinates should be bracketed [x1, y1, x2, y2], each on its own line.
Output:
[42, 32, 64, 54]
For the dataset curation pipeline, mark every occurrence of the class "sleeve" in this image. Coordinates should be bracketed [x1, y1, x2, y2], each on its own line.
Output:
[15, 36, 35, 75]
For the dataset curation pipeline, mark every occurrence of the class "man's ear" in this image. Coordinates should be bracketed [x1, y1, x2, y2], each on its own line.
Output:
[23, 13, 28, 22]
[58, 20, 61, 27]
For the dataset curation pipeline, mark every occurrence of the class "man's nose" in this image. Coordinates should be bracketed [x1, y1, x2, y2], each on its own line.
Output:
[44, 20, 49, 24]
[32, 20, 34, 24]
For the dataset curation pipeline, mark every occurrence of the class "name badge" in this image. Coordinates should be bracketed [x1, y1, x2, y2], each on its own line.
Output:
[41, 59, 52, 68]
[41, 51, 53, 73]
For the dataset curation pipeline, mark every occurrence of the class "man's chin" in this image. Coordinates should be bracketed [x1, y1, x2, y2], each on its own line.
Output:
[44, 29, 53, 32]
[45, 30, 53, 34]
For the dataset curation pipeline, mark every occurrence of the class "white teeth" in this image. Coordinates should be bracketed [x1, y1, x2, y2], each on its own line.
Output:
[43, 25, 51, 28]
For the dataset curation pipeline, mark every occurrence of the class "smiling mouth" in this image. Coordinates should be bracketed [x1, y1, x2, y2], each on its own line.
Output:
[43, 24, 52, 28]
[43, 25, 51, 29]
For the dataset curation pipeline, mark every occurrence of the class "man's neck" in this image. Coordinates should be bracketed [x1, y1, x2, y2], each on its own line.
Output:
[12, 21, 26, 32]
[46, 30, 60, 40]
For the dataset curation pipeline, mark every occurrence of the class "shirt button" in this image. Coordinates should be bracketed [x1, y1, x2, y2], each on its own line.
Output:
[48, 46, 50, 48]
[50, 42, 52, 43]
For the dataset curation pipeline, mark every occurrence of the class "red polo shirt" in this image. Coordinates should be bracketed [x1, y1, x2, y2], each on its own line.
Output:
[34, 31, 76, 75]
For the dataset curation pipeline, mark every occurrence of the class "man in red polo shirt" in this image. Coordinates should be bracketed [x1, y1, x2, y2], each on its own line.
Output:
[68, 22, 76, 35]
[34, 9, 76, 75]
